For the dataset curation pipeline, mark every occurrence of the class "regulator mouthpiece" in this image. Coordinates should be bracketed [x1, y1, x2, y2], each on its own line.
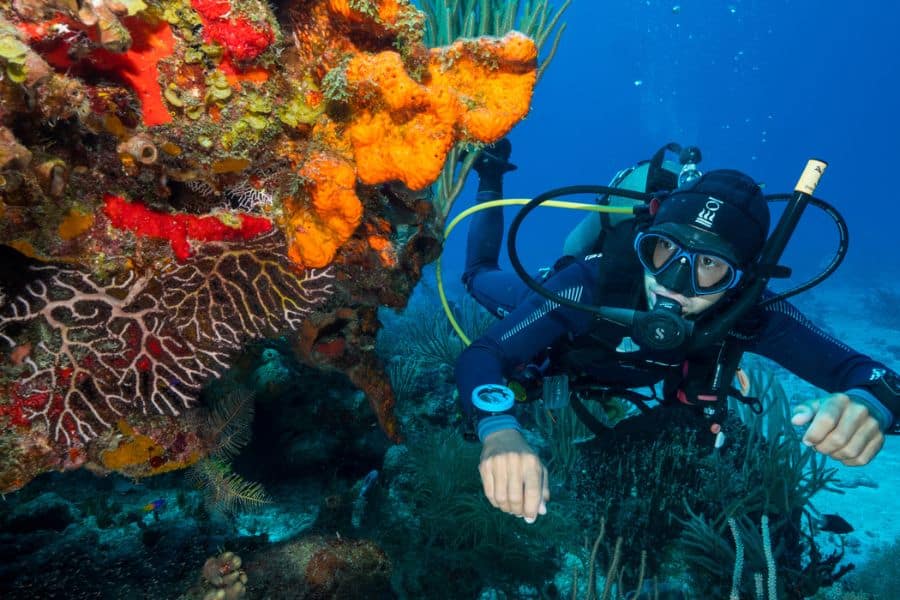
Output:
[632, 297, 693, 350]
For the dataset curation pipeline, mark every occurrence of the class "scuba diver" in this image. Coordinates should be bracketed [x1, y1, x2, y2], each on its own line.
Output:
[454, 139, 900, 524]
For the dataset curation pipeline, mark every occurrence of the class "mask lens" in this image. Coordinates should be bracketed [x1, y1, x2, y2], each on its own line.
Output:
[636, 233, 678, 273]
[694, 253, 735, 293]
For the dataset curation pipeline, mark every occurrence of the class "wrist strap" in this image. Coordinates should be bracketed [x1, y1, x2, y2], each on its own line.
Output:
[477, 414, 521, 442]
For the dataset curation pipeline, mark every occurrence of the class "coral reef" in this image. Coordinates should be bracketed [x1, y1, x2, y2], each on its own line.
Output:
[199, 550, 248, 600]
[0, 0, 538, 491]
[186, 386, 272, 516]
[573, 367, 850, 598]
[244, 534, 393, 599]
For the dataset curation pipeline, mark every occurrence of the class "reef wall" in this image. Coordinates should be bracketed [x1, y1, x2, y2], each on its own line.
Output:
[0, 0, 537, 492]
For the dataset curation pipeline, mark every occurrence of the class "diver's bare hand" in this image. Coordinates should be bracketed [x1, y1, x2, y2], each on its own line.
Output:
[791, 393, 885, 466]
[479, 429, 549, 523]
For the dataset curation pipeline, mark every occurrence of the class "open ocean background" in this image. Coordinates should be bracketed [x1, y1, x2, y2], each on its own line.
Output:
[440, 0, 900, 292]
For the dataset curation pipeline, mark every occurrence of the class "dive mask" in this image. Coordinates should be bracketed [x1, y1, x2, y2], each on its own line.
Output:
[635, 225, 743, 296]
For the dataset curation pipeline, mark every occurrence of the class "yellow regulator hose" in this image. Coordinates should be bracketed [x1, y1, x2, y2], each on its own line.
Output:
[437, 199, 634, 346]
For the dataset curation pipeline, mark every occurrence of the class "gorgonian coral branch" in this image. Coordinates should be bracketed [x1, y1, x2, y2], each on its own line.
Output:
[0, 231, 334, 445]
[160, 232, 336, 347]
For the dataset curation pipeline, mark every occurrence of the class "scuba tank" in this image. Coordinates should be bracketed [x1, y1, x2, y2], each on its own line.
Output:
[564, 143, 692, 259]
[677, 146, 703, 188]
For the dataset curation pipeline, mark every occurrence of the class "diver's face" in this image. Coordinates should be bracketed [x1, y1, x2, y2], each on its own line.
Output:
[644, 273, 725, 316]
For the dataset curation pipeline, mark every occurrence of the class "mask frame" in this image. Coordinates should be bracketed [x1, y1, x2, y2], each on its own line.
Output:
[634, 231, 743, 296]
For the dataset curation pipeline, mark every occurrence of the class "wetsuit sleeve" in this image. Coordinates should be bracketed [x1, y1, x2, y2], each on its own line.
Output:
[455, 258, 601, 440]
[745, 297, 900, 431]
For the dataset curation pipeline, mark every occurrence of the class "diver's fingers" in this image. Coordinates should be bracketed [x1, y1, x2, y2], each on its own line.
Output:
[505, 453, 525, 516]
[834, 417, 882, 464]
[521, 455, 544, 523]
[801, 396, 844, 447]
[483, 453, 514, 514]
[479, 457, 498, 508]
[540, 464, 550, 516]
[845, 432, 885, 466]
[493, 455, 512, 513]
[816, 400, 868, 455]
[827, 405, 873, 458]
[791, 399, 821, 427]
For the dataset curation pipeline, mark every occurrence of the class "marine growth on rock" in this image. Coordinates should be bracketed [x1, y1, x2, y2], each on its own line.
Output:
[0, 0, 538, 491]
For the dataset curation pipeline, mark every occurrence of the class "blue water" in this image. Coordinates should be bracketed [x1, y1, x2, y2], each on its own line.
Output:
[441, 0, 900, 294]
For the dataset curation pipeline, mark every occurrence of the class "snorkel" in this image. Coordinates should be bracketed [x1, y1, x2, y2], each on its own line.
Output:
[503, 159, 847, 352]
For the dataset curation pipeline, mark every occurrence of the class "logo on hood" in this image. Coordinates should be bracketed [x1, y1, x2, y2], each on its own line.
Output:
[695, 196, 723, 229]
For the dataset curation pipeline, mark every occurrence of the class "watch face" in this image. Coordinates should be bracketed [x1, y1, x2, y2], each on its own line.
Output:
[473, 384, 515, 412]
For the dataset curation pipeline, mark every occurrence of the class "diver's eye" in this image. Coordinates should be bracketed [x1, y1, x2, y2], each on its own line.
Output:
[695, 254, 732, 290]
[698, 255, 724, 270]
[650, 237, 678, 269]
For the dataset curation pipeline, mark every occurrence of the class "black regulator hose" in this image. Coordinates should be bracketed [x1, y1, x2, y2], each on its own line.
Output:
[687, 160, 831, 351]
[756, 193, 849, 307]
[506, 184, 653, 326]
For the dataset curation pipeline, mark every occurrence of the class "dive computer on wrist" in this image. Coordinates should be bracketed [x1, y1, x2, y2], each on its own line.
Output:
[472, 384, 516, 414]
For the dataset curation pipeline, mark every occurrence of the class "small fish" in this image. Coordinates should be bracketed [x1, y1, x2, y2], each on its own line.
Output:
[358, 469, 379, 498]
[817, 513, 854, 535]
[143, 498, 167, 512]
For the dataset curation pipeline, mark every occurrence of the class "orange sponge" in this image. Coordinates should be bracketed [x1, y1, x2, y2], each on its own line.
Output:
[344, 31, 537, 191]
[440, 32, 539, 141]
[284, 153, 363, 268]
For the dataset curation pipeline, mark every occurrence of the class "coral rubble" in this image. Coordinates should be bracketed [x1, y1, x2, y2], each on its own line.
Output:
[0, 0, 537, 491]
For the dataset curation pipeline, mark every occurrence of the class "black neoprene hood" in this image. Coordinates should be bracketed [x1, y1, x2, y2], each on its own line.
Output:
[651, 169, 770, 266]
